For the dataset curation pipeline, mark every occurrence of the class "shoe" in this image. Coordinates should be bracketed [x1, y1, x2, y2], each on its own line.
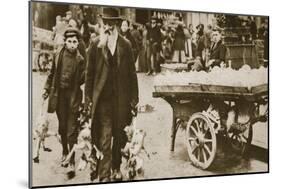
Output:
[152, 72, 157, 76]
[111, 169, 122, 181]
[90, 170, 98, 181]
[66, 163, 75, 180]
[43, 147, 52, 152]
[33, 156, 39, 163]
[146, 71, 152, 76]
[99, 177, 111, 183]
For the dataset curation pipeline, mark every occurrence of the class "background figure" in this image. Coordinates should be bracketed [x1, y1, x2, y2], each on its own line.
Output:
[53, 15, 67, 50]
[147, 16, 161, 75]
[85, 8, 139, 182]
[188, 24, 194, 37]
[131, 23, 143, 71]
[162, 27, 173, 60]
[263, 20, 269, 67]
[194, 25, 207, 67]
[172, 24, 186, 63]
[80, 18, 91, 48]
[137, 25, 148, 72]
[65, 11, 73, 23]
[145, 22, 152, 75]
[204, 24, 213, 50]
[248, 16, 257, 41]
[206, 29, 226, 69]
[120, 20, 139, 63]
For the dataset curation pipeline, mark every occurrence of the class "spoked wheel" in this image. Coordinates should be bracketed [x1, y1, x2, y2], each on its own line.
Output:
[185, 112, 217, 169]
[228, 123, 253, 156]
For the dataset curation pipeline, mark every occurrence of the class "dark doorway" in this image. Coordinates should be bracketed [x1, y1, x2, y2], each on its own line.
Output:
[135, 9, 149, 24]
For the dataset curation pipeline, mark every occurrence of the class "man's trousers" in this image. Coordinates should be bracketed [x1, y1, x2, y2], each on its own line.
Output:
[93, 98, 127, 179]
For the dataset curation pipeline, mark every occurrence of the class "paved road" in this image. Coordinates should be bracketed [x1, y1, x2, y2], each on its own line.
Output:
[31, 72, 268, 187]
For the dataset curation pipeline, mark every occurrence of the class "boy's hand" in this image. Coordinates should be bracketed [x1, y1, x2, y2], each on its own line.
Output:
[130, 101, 138, 117]
[42, 89, 49, 100]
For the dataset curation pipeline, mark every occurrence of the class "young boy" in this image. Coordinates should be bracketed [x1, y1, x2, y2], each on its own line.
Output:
[43, 27, 85, 179]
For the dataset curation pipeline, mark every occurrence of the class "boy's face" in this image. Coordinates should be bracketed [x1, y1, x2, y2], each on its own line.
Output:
[65, 36, 79, 53]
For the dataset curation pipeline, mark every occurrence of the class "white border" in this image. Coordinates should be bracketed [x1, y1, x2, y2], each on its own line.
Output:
[1, 0, 279, 189]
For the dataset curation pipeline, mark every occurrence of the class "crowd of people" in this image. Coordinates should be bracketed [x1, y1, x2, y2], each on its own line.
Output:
[35, 8, 269, 74]
[48, 10, 222, 75]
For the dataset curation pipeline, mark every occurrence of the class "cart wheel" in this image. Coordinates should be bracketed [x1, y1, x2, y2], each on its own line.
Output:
[185, 112, 217, 169]
[228, 124, 253, 156]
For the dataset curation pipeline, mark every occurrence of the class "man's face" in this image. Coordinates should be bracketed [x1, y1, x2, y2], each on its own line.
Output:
[212, 31, 221, 43]
[69, 19, 77, 28]
[65, 36, 79, 53]
[66, 13, 72, 20]
[151, 20, 156, 28]
[121, 21, 129, 33]
[103, 19, 116, 35]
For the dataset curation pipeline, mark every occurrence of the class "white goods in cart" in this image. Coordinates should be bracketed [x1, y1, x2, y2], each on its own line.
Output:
[154, 66, 268, 88]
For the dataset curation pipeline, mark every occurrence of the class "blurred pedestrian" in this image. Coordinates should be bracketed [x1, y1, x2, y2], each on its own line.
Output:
[206, 29, 226, 69]
[137, 25, 147, 72]
[147, 16, 161, 75]
[53, 15, 67, 50]
[188, 24, 194, 36]
[65, 11, 72, 23]
[120, 20, 139, 62]
[172, 23, 186, 63]
[248, 16, 257, 41]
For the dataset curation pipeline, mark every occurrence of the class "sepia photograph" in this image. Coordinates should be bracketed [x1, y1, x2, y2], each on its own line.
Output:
[29, 0, 269, 188]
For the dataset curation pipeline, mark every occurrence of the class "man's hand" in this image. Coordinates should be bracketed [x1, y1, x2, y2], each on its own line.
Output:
[84, 97, 92, 117]
[42, 89, 49, 100]
[220, 61, 226, 68]
[130, 101, 138, 117]
[206, 59, 215, 68]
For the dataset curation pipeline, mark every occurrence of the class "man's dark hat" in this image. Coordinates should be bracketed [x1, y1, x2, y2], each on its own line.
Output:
[64, 27, 80, 39]
[101, 7, 122, 20]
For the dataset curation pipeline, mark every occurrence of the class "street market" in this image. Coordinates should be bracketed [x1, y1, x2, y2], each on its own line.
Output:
[30, 1, 269, 187]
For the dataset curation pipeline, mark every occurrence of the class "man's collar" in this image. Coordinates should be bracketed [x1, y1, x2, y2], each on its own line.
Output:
[107, 28, 118, 55]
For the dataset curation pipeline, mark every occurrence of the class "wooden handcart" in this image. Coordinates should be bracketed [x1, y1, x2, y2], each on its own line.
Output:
[153, 83, 268, 169]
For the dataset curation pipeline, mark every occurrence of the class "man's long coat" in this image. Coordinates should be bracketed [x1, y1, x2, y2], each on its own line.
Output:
[85, 34, 139, 137]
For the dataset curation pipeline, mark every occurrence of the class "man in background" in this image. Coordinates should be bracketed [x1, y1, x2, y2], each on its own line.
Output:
[206, 29, 226, 69]
[146, 16, 161, 75]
